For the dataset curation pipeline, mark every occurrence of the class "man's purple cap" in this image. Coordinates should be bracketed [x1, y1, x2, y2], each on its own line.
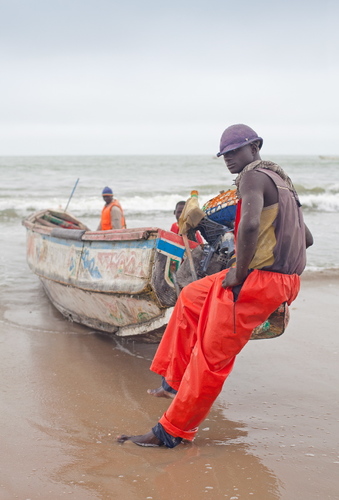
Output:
[102, 186, 113, 196]
[217, 124, 263, 156]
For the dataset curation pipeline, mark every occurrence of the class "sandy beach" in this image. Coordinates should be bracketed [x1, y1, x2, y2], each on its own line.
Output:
[0, 271, 338, 500]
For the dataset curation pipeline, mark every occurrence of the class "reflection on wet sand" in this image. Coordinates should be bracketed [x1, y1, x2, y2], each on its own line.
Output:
[1, 274, 338, 499]
[0, 311, 281, 499]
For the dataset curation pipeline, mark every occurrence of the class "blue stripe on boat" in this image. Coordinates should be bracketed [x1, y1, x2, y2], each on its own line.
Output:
[156, 238, 185, 259]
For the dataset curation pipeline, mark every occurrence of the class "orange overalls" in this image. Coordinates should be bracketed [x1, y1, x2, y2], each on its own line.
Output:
[152, 168, 306, 443]
[151, 268, 300, 441]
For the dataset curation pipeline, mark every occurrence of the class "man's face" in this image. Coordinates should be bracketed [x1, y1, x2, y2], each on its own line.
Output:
[223, 144, 255, 174]
[103, 194, 113, 204]
[174, 203, 185, 221]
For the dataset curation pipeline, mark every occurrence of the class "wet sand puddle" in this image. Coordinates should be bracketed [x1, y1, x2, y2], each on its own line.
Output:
[0, 276, 338, 499]
[0, 297, 281, 499]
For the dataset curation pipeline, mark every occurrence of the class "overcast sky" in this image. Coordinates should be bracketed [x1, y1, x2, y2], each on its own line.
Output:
[0, 0, 338, 155]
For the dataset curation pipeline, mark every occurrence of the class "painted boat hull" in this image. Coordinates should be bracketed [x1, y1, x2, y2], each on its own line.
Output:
[23, 210, 196, 337]
[23, 209, 290, 341]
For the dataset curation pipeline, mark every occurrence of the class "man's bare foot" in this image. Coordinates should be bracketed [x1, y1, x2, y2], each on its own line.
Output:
[147, 386, 175, 399]
[117, 431, 163, 447]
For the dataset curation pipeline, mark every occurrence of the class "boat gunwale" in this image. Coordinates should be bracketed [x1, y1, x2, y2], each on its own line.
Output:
[23, 213, 163, 242]
[22, 209, 193, 246]
[82, 227, 161, 242]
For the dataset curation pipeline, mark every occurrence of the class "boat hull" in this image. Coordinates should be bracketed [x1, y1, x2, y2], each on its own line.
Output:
[23, 209, 289, 341]
[40, 277, 174, 336]
[23, 210, 196, 337]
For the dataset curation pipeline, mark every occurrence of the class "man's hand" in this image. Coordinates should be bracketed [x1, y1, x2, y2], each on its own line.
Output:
[222, 268, 246, 289]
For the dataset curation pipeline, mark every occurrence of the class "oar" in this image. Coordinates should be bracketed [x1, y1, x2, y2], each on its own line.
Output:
[64, 178, 79, 212]
[171, 271, 181, 298]
[182, 234, 198, 281]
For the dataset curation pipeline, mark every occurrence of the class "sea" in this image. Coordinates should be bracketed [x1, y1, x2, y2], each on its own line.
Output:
[1, 154, 339, 255]
[0, 155, 338, 499]
[0, 154, 338, 328]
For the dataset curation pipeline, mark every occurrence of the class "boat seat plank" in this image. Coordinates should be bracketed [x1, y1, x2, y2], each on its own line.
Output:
[50, 228, 87, 241]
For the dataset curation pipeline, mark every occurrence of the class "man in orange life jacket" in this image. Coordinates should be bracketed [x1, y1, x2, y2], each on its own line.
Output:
[97, 186, 126, 230]
[117, 124, 313, 448]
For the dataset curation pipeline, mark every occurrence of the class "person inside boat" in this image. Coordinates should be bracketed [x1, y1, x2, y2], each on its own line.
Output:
[97, 186, 126, 230]
[171, 200, 203, 244]
[117, 124, 313, 448]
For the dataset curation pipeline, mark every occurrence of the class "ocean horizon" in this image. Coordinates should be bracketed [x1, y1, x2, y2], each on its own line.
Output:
[1, 154, 338, 276]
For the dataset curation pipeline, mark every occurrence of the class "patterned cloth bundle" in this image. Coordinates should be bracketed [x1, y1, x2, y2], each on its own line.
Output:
[202, 189, 238, 226]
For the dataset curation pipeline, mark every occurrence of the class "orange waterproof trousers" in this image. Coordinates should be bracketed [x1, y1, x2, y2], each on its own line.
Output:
[151, 268, 300, 441]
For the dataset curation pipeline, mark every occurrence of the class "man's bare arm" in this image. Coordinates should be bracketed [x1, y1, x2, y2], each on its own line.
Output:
[222, 171, 267, 288]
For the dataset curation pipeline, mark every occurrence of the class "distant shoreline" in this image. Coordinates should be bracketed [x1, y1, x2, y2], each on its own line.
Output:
[302, 268, 339, 280]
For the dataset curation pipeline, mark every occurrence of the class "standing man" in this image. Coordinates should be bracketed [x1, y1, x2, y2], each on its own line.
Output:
[117, 124, 313, 448]
[97, 186, 126, 230]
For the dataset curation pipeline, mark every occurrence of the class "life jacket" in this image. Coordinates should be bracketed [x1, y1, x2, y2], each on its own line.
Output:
[170, 222, 179, 234]
[101, 199, 126, 230]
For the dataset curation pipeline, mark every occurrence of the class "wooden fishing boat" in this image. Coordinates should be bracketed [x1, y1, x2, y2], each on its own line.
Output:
[23, 201, 290, 341]
[23, 209, 197, 337]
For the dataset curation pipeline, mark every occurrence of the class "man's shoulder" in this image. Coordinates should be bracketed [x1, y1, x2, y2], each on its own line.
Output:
[240, 169, 278, 205]
[241, 168, 277, 185]
[240, 169, 268, 189]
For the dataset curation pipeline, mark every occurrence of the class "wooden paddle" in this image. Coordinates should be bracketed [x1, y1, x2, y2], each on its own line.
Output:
[182, 234, 198, 281]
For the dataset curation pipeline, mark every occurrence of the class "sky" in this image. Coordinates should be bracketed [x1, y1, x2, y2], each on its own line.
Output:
[0, 0, 338, 155]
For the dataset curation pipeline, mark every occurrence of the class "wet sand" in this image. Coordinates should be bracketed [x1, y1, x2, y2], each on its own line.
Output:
[0, 273, 338, 500]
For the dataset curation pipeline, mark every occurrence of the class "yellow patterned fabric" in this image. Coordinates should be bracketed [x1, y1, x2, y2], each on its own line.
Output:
[249, 203, 278, 269]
